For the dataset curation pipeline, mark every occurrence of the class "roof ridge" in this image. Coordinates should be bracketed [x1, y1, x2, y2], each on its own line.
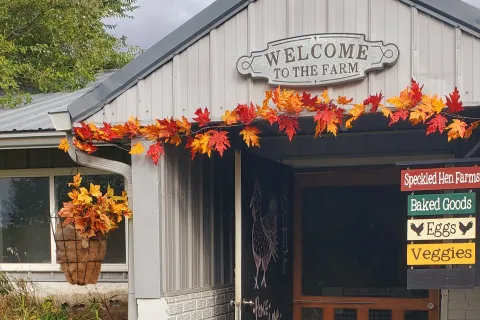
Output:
[67, 0, 480, 122]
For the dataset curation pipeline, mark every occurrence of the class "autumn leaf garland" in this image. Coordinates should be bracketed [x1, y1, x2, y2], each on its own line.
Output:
[58, 79, 479, 165]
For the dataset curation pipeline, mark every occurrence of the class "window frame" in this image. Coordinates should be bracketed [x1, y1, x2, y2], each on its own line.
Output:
[0, 168, 128, 272]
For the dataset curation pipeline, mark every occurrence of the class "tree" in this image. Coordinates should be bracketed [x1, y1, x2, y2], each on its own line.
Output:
[0, 0, 142, 108]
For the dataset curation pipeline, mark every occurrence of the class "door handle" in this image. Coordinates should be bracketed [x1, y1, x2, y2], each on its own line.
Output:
[243, 299, 254, 307]
[427, 302, 434, 310]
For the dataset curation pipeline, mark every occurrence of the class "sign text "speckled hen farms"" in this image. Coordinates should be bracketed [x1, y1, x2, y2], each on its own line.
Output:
[401, 167, 480, 191]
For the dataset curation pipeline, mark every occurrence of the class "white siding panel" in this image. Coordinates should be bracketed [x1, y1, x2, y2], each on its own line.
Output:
[462, 33, 474, 101]
[84, 0, 480, 125]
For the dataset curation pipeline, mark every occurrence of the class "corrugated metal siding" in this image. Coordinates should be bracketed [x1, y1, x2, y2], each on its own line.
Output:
[84, 0, 480, 126]
[160, 146, 235, 293]
[0, 72, 115, 133]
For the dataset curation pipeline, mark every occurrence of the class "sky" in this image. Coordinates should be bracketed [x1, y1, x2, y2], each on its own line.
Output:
[109, 0, 480, 51]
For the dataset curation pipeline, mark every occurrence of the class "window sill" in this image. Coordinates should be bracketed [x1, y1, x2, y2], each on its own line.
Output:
[0, 264, 128, 273]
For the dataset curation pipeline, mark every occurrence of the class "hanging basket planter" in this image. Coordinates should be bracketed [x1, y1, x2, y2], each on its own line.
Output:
[54, 173, 132, 286]
[55, 223, 107, 285]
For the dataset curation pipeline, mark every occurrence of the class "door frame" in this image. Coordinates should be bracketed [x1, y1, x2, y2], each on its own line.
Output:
[292, 166, 440, 320]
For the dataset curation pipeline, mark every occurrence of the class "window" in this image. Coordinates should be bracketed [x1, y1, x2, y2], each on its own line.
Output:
[0, 169, 128, 272]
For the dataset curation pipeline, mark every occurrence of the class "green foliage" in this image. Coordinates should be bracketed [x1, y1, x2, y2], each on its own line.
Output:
[0, 0, 142, 108]
[0, 272, 125, 319]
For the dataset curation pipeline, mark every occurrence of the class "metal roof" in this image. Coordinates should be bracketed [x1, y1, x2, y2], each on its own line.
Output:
[0, 72, 115, 133]
[64, 0, 480, 122]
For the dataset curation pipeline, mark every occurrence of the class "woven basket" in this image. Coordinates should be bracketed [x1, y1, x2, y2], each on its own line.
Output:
[55, 223, 107, 285]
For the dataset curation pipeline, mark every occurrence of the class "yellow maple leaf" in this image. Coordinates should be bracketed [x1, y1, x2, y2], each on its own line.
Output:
[446, 119, 467, 141]
[409, 103, 434, 125]
[240, 126, 261, 147]
[422, 94, 445, 114]
[89, 183, 102, 198]
[78, 187, 92, 204]
[68, 173, 82, 188]
[345, 104, 365, 128]
[320, 90, 331, 103]
[380, 106, 392, 118]
[190, 133, 212, 157]
[129, 142, 145, 155]
[386, 88, 412, 109]
[166, 134, 182, 146]
[58, 138, 69, 152]
[222, 110, 238, 125]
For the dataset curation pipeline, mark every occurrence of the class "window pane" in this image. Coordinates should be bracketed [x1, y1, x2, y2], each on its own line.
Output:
[0, 177, 51, 263]
[55, 174, 126, 264]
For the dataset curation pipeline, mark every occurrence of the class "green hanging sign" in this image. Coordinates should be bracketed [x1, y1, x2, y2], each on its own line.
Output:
[407, 193, 476, 216]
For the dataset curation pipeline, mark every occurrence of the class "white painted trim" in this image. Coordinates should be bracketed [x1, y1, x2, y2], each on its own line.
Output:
[0, 167, 128, 271]
[0, 264, 128, 272]
[0, 132, 66, 149]
[441, 289, 448, 320]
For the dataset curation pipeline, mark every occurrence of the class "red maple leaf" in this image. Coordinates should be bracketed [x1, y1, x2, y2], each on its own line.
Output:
[193, 108, 211, 127]
[74, 123, 94, 142]
[301, 92, 318, 109]
[426, 114, 448, 135]
[363, 92, 384, 112]
[235, 103, 257, 125]
[389, 109, 409, 126]
[446, 87, 464, 113]
[335, 107, 346, 126]
[207, 130, 231, 156]
[157, 117, 179, 137]
[185, 136, 197, 160]
[278, 116, 300, 141]
[146, 142, 165, 165]
[409, 79, 424, 105]
[101, 122, 122, 140]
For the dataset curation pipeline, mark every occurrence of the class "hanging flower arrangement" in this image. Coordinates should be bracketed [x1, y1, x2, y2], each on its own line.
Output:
[58, 79, 476, 164]
[55, 173, 132, 285]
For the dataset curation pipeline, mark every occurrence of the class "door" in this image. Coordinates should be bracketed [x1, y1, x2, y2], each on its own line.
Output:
[293, 166, 439, 320]
[234, 150, 294, 320]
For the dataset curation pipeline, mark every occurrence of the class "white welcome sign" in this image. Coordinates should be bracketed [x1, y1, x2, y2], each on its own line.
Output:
[236, 33, 399, 87]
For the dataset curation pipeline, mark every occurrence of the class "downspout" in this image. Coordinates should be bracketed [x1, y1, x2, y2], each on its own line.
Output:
[49, 111, 136, 320]
[65, 132, 137, 320]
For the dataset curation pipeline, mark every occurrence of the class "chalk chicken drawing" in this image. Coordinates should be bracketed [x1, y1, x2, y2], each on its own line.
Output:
[250, 178, 279, 289]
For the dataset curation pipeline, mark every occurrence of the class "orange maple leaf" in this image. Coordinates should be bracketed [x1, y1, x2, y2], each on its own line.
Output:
[176, 116, 192, 135]
[68, 173, 82, 188]
[465, 121, 480, 139]
[208, 130, 231, 156]
[129, 142, 145, 155]
[446, 119, 467, 141]
[58, 138, 69, 152]
[240, 126, 261, 147]
[314, 109, 339, 137]
[257, 105, 278, 125]
[72, 138, 98, 154]
[337, 96, 353, 105]
[222, 110, 238, 125]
